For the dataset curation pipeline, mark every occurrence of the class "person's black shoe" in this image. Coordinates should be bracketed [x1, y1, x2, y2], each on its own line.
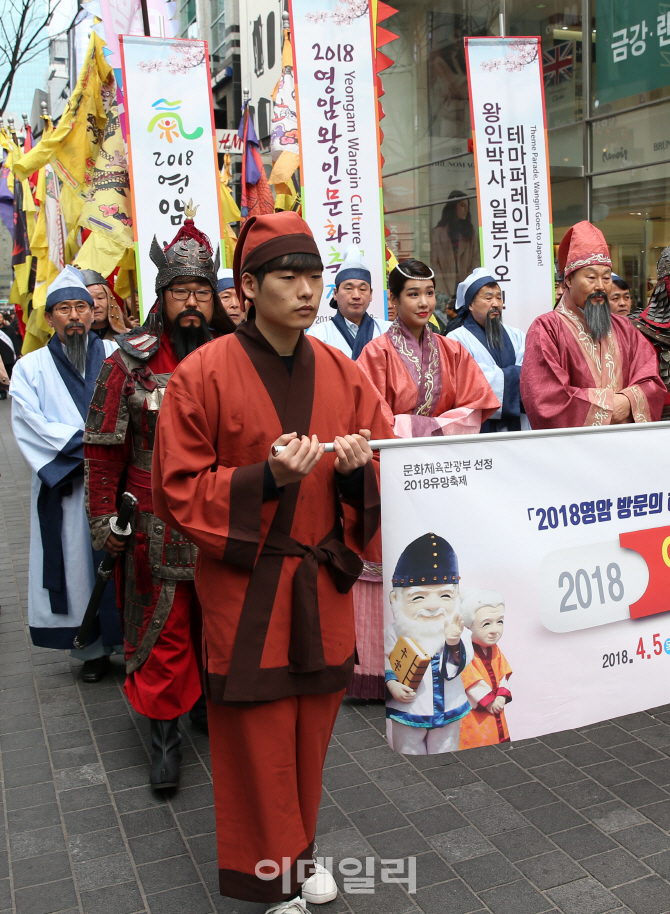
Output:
[149, 718, 182, 790]
[188, 693, 208, 735]
[80, 655, 111, 683]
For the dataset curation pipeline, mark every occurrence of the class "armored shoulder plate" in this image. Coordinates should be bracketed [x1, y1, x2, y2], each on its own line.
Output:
[116, 326, 161, 361]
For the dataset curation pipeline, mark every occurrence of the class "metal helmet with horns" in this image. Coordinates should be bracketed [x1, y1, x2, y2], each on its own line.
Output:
[116, 201, 234, 361]
[150, 200, 220, 293]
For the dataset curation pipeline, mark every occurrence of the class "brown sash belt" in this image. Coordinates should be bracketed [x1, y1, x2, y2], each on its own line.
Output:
[261, 527, 362, 674]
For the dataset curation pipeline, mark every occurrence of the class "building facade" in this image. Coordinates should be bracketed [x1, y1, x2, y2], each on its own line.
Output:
[180, 0, 241, 129]
[381, 0, 670, 309]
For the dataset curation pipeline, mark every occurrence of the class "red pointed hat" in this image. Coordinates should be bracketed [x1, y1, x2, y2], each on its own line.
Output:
[558, 220, 611, 279]
[233, 212, 321, 306]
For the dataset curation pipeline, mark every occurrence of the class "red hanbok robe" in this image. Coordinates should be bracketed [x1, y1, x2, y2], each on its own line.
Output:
[357, 320, 501, 436]
[520, 299, 666, 429]
[349, 322, 499, 700]
[152, 320, 392, 903]
[459, 644, 512, 750]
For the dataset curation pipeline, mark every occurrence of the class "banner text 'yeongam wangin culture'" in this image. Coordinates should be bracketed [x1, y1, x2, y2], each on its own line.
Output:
[290, 0, 387, 322]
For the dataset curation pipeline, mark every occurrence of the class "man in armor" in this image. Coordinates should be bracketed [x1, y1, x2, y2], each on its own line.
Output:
[630, 246, 670, 419]
[84, 211, 236, 789]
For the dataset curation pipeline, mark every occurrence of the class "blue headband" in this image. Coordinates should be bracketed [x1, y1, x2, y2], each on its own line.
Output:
[45, 286, 94, 311]
[218, 277, 235, 292]
[464, 274, 496, 310]
[335, 267, 372, 288]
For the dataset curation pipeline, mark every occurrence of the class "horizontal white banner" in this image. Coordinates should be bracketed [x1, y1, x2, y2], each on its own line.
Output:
[381, 423, 670, 753]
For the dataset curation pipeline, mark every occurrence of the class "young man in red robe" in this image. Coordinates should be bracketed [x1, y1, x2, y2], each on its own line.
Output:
[84, 212, 236, 790]
[521, 221, 665, 428]
[152, 212, 393, 913]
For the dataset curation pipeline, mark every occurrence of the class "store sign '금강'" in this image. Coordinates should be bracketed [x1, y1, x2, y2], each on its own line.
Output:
[380, 424, 670, 754]
[465, 37, 554, 333]
[120, 36, 224, 321]
[290, 0, 387, 323]
[595, 0, 670, 106]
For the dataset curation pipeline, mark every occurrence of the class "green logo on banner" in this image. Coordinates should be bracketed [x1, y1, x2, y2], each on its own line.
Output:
[596, 0, 670, 105]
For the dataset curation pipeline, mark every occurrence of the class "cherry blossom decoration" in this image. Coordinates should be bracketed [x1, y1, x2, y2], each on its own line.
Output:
[138, 42, 206, 75]
[306, 0, 369, 26]
[481, 39, 538, 73]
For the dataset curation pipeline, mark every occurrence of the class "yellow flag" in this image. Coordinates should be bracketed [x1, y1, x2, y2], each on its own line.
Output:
[274, 176, 298, 212]
[114, 247, 138, 302]
[79, 100, 133, 251]
[13, 33, 111, 231]
[21, 286, 53, 354]
[73, 233, 130, 277]
[223, 223, 237, 270]
[220, 180, 241, 224]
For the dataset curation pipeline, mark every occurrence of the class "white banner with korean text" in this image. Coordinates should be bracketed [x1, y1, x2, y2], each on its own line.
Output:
[465, 37, 554, 332]
[290, 0, 387, 323]
[120, 36, 224, 321]
[380, 424, 670, 756]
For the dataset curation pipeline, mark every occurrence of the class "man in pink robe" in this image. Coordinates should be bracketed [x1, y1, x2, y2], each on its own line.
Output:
[521, 221, 665, 428]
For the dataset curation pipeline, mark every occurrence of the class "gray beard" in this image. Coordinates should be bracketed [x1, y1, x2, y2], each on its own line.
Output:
[485, 313, 503, 350]
[63, 331, 88, 375]
[392, 607, 452, 658]
[583, 294, 612, 342]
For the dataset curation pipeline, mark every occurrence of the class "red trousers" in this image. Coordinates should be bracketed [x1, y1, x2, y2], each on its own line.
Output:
[209, 690, 344, 903]
[124, 581, 202, 720]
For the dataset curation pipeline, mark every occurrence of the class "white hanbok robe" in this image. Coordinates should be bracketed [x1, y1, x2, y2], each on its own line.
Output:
[10, 334, 118, 648]
[307, 313, 392, 357]
[385, 625, 474, 728]
[449, 322, 531, 430]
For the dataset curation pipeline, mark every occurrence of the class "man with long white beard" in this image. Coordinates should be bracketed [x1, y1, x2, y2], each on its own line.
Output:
[521, 221, 665, 428]
[10, 266, 122, 680]
[385, 533, 474, 755]
[448, 267, 529, 432]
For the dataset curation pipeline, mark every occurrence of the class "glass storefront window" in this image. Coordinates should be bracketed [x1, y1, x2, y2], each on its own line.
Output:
[591, 101, 670, 173]
[382, 0, 589, 277]
[548, 122, 583, 171]
[592, 162, 670, 306]
[382, 0, 493, 176]
[552, 177, 585, 238]
[507, 0, 585, 127]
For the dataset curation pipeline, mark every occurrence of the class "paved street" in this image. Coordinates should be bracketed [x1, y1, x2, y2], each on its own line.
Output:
[1, 400, 670, 914]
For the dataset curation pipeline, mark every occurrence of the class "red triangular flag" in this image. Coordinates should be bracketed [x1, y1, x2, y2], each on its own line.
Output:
[376, 26, 398, 48]
[376, 50, 394, 73]
[377, 2, 398, 23]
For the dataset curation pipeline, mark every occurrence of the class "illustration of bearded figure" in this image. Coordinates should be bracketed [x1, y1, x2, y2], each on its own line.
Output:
[385, 533, 474, 755]
[459, 589, 512, 750]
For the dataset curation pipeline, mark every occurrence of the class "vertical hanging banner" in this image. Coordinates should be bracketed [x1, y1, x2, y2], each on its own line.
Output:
[120, 36, 224, 320]
[290, 0, 387, 323]
[465, 37, 553, 332]
[381, 423, 670, 757]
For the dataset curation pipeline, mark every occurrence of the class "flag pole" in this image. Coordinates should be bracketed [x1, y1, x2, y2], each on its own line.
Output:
[271, 421, 670, 456]
[140, 0, 151, 36]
